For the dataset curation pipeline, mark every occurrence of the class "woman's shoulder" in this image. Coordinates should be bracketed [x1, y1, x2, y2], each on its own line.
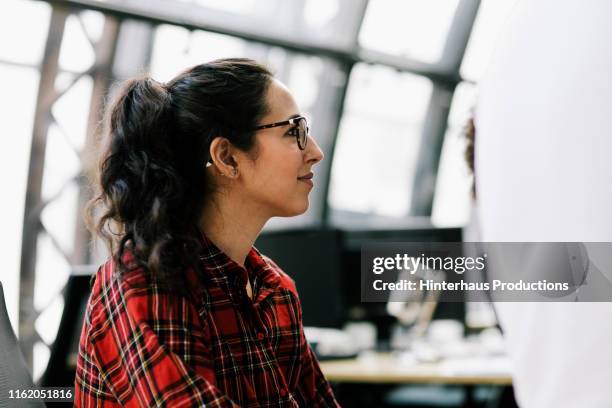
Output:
[261, 255, 299, 296]
[86, 255, 152, 321]
[92, 250, 203, 295]
[88, 251, 205, 327]
[90, 252, 153, 298]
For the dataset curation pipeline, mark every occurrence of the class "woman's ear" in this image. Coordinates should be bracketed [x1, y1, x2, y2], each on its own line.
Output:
[209, 137, 239, 178]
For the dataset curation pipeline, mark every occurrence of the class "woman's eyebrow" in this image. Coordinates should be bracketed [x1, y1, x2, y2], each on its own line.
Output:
[287, 113, 302, 120]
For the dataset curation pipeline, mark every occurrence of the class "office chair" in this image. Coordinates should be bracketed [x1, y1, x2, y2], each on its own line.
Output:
[0, 282, 45, 407]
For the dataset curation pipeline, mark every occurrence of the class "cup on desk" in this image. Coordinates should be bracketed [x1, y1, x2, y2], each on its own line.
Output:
[427, 319, 464, 347]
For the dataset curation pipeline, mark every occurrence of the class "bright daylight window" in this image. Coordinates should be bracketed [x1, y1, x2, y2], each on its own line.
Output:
[359, 0, 460, 63]
[329, 64, 432, 217]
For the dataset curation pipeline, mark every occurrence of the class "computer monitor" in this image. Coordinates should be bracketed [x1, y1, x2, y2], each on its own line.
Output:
[255, 228, 345, 328]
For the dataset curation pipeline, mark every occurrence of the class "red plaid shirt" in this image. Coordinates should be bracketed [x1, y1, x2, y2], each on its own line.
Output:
[74, 235, 339, 407]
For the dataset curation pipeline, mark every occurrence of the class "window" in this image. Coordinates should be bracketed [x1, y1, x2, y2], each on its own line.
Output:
[0, 65, 40, 334]
[359, 0, 460, 63]
[0, 0, 50, 65]
[150, 25, 246, 82]
[329, 64, 432, 217]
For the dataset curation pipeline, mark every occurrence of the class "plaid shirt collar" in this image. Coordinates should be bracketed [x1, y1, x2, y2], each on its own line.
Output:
[196, 231, 281, 307]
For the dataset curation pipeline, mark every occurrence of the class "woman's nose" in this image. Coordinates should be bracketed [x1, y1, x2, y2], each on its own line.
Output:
[306, 136, 324, 164]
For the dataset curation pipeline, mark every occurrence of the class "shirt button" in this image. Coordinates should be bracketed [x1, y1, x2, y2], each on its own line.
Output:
[257, 332, 265, 340]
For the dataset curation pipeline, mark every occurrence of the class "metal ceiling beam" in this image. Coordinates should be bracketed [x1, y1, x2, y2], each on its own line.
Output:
[409, 0, 481, 216]
[39, 0, 460, 84]
[72, 16, 121, 267]
[318, 0, 369, 224]
[19, 4, 69, 369]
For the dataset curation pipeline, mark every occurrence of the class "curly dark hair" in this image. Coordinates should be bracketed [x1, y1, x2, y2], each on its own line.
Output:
[86, 58, 273, 290]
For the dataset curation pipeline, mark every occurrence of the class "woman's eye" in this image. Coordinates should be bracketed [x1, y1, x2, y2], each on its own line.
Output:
[286, 127, 298, 136]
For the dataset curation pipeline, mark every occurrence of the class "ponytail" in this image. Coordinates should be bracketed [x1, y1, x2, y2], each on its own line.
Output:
[88, 76, 201, 289]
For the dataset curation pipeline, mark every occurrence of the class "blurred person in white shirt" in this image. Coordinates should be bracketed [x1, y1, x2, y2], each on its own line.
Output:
[474, 0, 612, 407]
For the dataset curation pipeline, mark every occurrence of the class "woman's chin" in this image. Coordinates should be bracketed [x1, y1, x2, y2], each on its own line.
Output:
[278, 200, 309, 217]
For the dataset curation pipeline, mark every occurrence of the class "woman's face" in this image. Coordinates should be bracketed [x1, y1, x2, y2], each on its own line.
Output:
[237, 79, 324, 217]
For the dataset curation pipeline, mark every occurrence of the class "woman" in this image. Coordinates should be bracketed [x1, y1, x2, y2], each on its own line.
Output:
[74, 58, 339, 407]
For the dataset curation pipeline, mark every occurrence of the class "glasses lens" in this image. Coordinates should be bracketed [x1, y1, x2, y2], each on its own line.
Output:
[298, 118, 308, 149]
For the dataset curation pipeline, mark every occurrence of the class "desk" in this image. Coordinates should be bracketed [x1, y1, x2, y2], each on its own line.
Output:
[320, 352, 512, 386]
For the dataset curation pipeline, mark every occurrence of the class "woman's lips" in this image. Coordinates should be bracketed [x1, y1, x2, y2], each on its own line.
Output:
[298, 178, 314, 187]
[298, 172, 314, 187]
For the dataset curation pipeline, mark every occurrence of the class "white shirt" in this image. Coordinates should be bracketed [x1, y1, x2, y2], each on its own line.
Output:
[475, 0, 612, 407]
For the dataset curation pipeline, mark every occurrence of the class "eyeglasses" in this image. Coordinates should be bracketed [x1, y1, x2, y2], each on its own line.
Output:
[206, 116, 310, 166]
[253, 115, 309, 150]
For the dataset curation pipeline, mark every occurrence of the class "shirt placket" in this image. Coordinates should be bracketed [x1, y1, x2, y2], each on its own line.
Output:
[232, 273, 268, 342]
[236, 269, 296, 405]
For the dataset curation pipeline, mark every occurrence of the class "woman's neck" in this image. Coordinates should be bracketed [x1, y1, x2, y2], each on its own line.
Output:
[199, 193, 269, 268]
